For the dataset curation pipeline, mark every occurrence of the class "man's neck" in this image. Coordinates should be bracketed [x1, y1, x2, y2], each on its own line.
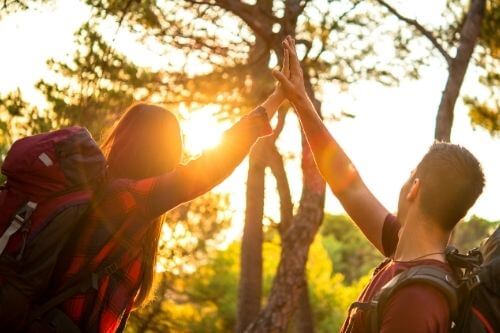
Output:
[394, 211, 450, 262]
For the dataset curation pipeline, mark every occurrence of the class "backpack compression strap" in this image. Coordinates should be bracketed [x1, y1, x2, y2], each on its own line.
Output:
[32, 242, 143, 322]
[0, 201, 37, 255]
[368, 265, 459, 332]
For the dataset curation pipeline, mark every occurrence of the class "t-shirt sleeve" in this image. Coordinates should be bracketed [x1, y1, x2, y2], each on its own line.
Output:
[380, 284, 451, 333]
[382, 214, 401, 257]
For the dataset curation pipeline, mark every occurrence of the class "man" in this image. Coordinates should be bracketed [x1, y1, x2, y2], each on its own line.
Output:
[273, 36, 485, 333]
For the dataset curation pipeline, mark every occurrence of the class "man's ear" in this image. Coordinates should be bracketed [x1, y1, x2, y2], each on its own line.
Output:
[406, 178, 420, 201]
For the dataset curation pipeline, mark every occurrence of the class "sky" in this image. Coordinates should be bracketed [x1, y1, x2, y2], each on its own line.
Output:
[0, 0, 498, 242]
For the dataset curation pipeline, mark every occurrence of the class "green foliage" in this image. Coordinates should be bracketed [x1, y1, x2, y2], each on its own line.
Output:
[35, 22, 165, 137]
[0, 0, 53, 19]
[465, 0, 499, 135]
[126, 216, 374, 333]
[466, 97, 500, 136]
[126, 192, 232, 333]
[306, 234, 370, 332]
[321, 214, 384, 283]
[0, 89, 53, 182]
[452, 215, 500, 252]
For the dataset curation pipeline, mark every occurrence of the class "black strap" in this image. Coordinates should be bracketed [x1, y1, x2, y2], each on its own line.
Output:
[368, 265, 459, 332]
[32, 258, 123, 320]
[33, 235, 142, 320]
[344, 301, 369, 333]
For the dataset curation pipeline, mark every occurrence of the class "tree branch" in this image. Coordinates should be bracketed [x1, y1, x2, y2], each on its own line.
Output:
[377, 0, 452, 66]
[184, 0, 274, 43]
[267, 143, 294, 236]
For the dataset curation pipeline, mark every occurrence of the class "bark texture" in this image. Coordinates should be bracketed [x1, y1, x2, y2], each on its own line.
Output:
[435, 0, 486, 141]
[237, 141, 268, 333]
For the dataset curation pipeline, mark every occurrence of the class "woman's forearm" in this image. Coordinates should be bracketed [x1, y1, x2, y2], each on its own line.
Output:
[260, 91, 284, 120]
[140, 107, 273, 218]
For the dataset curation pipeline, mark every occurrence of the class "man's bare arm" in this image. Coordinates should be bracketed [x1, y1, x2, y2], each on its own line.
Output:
[273, 37, 389, 253]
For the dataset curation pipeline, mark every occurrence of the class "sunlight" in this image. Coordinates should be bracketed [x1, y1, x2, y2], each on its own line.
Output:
[180, 104, 225, 156]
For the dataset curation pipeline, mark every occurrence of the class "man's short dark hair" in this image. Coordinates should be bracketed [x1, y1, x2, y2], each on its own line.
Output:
[415, 142, 485, 231]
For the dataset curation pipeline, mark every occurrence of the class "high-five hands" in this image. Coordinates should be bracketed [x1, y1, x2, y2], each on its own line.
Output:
[274, 42, 291, 100]
[258, 36, 309, 120]
[272, 36, 310, 109]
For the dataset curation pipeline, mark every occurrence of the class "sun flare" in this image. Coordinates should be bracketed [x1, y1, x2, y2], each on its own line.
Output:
[180, 105, 225, 156]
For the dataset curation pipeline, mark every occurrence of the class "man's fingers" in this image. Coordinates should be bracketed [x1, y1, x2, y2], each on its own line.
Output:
[282, 36, 302, 78]
[283, 40, 295, 57]
[284, 44, 301, 75]
[283, 37, 292, 55]
[283, 49, 290, 77]
[281, 48, 288, 70]
[286, 36, 297, 56]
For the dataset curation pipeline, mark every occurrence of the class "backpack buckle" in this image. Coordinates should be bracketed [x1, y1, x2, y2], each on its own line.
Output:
[466, 274, 481, 290]
[103, 262, 119, 276]
[91, 273, 99, 290]
[0, 201, 38, 256]
[14, 214, 26, 224]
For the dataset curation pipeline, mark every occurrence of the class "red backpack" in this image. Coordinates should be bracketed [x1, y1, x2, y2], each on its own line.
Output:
[0, 126, 105, 331]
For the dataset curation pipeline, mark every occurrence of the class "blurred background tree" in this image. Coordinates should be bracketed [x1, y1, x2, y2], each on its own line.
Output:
[125, 192, 232, 332]
[465, 0, 499, 135]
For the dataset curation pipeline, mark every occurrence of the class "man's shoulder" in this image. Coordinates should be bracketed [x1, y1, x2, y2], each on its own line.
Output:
[388, 281, 450, 309]
[380, 280, 451, 332]
[386, 259, 454, 305]
[373, 258, 452, 283]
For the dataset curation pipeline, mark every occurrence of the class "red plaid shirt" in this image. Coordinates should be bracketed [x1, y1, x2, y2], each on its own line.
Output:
[52, 108, 271, 333]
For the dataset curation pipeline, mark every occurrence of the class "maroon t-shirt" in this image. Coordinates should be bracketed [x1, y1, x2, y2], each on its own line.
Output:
[340, 214, 451, 333]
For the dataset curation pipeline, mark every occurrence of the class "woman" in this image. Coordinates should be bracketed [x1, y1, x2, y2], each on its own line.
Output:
[48, 49, 291, 332]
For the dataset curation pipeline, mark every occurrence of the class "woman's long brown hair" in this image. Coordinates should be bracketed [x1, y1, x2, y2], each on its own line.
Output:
[101, 102, 182, 307]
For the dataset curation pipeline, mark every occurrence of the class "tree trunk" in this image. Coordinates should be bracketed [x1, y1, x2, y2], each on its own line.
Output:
[246, 80, 326, 333]
[237, 141, 268, 333]
[268, 125, 315, 333]
[294, 281, 315, 333]
[237, 1, 274, 328]
[434, 0, 486, 141]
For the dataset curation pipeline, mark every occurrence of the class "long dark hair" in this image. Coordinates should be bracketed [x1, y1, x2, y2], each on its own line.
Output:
[101, 102, 182, 307]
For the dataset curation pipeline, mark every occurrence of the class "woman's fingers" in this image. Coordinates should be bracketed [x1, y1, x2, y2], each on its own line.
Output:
[272, 69, 294, 92]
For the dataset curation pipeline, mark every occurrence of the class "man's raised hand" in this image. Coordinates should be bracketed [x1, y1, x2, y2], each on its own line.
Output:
[272, 36, 309, 108]
[274, 43, 290, 100]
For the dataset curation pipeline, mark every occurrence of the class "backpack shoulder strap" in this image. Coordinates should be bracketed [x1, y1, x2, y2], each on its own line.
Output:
[369, 265, 459, 332]
[0, 201, 37, 256]
[31, 258, 123, 321]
